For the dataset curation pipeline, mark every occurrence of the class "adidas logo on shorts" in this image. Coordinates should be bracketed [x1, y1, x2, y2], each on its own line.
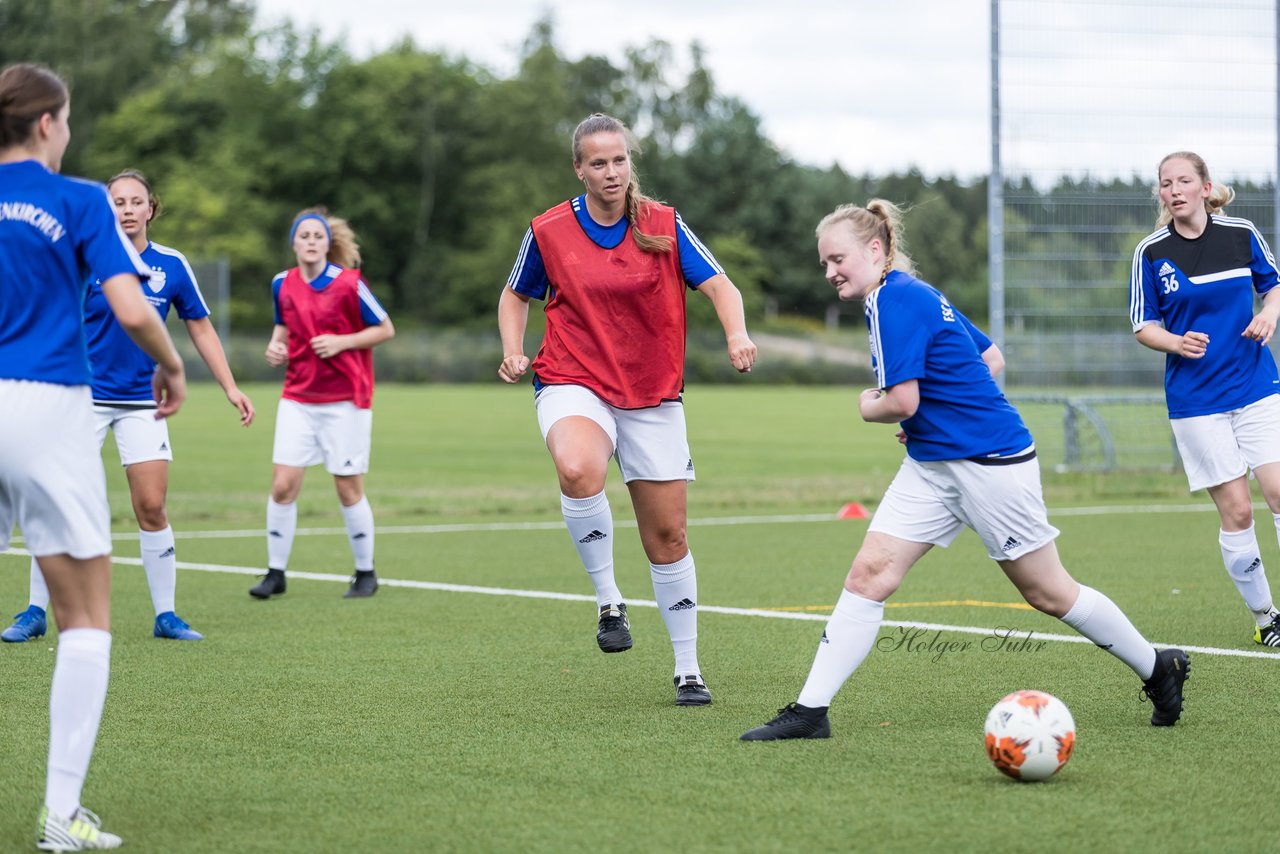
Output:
[578, 530, 607, 543]
[1000, 536, 1022, 553]
[668, 597, 696, 611]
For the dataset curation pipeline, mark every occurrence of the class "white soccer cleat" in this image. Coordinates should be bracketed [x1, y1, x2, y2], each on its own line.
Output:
[37, 806, 122, 851]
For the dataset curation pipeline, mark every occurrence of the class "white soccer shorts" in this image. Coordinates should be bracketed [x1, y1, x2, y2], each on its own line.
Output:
[0, 380, 112, 558]
[534, 384, 695, 483]
[272, 398, 373, 475]
[868, 452, 1060, 562]
[94, 404, 173, 466]
[1171, 393, 1280, 492]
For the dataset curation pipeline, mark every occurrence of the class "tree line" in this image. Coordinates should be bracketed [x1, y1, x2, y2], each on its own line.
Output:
[9, 0, 1238, 336]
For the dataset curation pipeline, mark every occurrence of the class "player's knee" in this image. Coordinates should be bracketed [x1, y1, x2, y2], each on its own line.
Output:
[847, 555, 896, 600]
[556, 460, 605, 496]
[134, 502, 167, 530]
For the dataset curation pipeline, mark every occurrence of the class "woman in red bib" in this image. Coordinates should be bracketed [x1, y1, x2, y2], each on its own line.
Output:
[252, 208, 395, 601]
[498, 113, 757, 706]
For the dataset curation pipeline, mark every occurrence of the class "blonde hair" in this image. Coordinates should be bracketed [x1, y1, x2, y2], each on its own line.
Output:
[291, 206, 361, 269]
[1155, 151, 1234, 228]
[571, 113, 673, 254]
[815, 199, 916, 283]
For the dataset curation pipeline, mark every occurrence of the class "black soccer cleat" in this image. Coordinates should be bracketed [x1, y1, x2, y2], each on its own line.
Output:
[740, 702, 832, 741]
[1255, 615, 1280, 648]
[1140, 647, 1190, 726]
[674, 674, 712, 706]
[344, 569, 379, 598]
[596, 604, 632, 653]
[249, 568, 286, 599]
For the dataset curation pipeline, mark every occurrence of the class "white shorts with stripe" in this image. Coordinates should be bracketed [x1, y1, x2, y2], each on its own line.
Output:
[868, 451, 1060, 561]
[534, 384, 695, 483]
[1170, 394, 1280, 492]
[94, 404, 173, 466]
[0, 380, 111, 558]
[272, 398, 372, 475]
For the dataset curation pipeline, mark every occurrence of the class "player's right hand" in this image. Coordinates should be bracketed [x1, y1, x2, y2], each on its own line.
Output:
[1178, 330, 1209, 359]
[498, 354, 530, 383]
[265, 339, 289, 367]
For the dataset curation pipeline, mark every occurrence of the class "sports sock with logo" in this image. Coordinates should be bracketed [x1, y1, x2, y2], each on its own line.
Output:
[1060, 584, 1157, 680]
[45, 628, 111, 821]
[341, 496, 376, 571]
[28, 556, 50, 611]
[266, 498, 297, 571]
[140, 526, 177, 615]
[650, 552, 699, 675]
[561, 491, 621, 606]
[797, 589, 883, 708]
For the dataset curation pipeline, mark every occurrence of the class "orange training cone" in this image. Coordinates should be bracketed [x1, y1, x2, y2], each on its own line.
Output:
[837, 502, 869, 520]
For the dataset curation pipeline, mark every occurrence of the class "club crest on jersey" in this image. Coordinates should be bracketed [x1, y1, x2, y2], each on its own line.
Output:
[146, 267, 167, 293]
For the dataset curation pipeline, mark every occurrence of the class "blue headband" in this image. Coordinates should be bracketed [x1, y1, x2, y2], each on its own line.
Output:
[289, 212, 332, 244]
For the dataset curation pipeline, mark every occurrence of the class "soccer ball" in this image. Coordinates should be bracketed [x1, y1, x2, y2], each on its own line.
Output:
[983, 690, 1076, 782]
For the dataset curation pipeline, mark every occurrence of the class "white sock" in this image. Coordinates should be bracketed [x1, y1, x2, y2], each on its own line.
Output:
[650, 552, 699, 675]
[45, 628, 111, 821]
[140, 527, 177, 615]
[341, 496, 375, 571]
[266, 499, 297, 571]
[561, 492, 621, 606]
[797, 589, 884, 708]
[1060, 585, 1157, 680]
[29, 556, 50, 611]
[1229, 524, 1278, 625]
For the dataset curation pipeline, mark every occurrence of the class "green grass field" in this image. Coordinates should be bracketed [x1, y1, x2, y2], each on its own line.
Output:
[1, 384, 1277, 852]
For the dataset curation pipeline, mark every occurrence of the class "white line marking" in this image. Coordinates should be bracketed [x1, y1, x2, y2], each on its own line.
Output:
[6, 549, 1276, 661]
[7, 502, 1231, 544]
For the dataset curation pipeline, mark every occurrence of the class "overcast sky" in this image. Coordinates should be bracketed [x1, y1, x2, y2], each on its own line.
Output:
[253, 0, 1277, 182]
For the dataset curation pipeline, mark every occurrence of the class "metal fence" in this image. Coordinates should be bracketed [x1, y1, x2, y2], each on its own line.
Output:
[991, 0, 1279, 389]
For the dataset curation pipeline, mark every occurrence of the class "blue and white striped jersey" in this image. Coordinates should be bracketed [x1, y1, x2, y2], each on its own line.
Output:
[1130, 215, 1280, 418]
[867, 271, 1031, 461]
[506, 195, 722, 299]
[85, 242, 208, 404]
[0, 159, 149, 386]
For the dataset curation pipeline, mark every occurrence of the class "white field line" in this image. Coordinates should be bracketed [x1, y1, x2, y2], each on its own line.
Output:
[6, 500, 1235, 544]
[4, 547, 1277, 662]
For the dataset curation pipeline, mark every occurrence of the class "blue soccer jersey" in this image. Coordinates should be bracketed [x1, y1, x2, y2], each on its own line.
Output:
[866, 271, 1032, 461]
[506, 195, 723, 299]
[84, 242, 209, 404]
[0, 160, 149, 386]
[1130, 215, 1280, 418]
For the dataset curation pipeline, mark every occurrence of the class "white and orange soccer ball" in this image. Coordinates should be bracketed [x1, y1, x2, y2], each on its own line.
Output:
[983, 690, 1076, 782]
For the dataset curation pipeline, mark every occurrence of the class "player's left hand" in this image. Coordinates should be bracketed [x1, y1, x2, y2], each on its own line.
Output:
[310, 334, 347, 359]
[1242, 312, 1278, 346]
[895, 429, 908, 445]
[227, 387, 255, 427]
[727, 333, 757, 373]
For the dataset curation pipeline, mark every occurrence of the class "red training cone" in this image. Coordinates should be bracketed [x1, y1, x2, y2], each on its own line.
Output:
[837, 502, 869, 520]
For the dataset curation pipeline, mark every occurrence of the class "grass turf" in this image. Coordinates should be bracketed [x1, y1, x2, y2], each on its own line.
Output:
[1, 383, 1276, 852]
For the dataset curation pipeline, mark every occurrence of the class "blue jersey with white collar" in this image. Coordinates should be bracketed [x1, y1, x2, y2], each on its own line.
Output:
[1130, 214, 1280, 418]
[0, 159, 149, 386]
[866, 271, 1031, 461]
[84, 241, 209, 404]
[506, 194, 723, 299]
